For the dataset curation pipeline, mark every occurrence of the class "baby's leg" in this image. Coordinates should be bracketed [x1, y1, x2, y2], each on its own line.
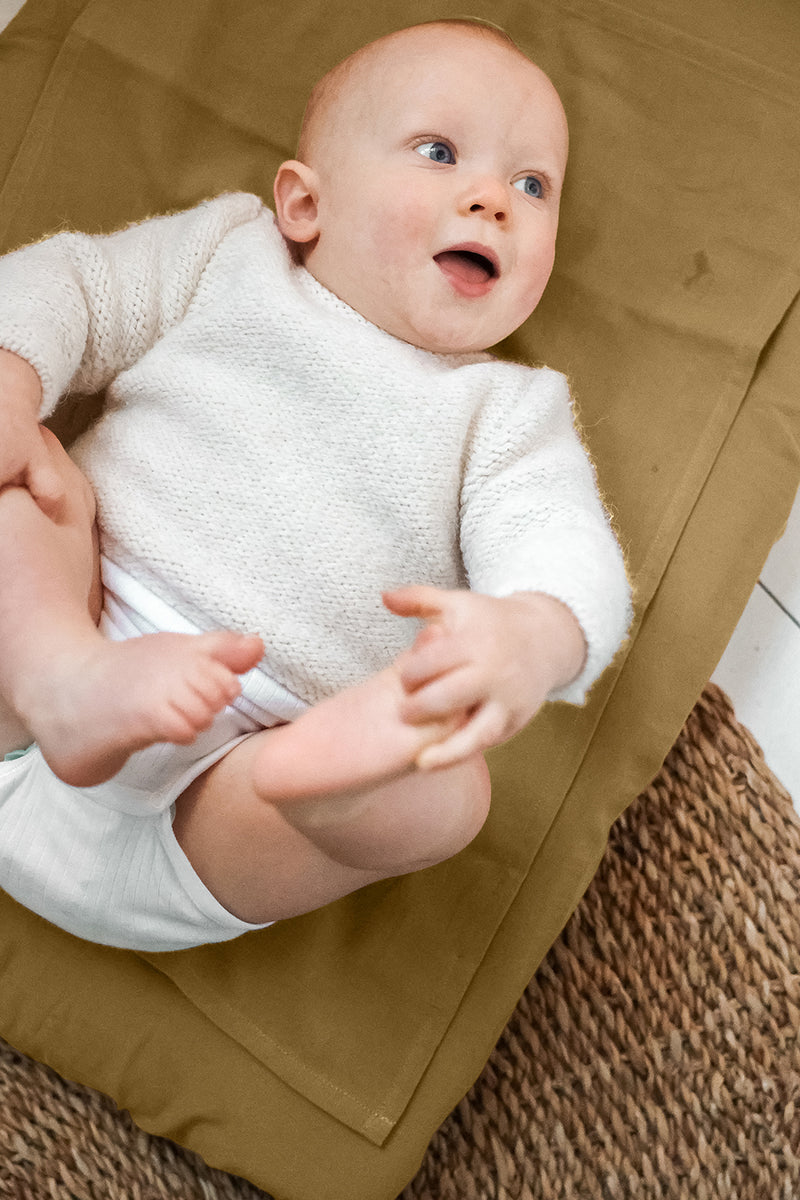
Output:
[173, 664, 492, 924]
[0, 427, 263, 786]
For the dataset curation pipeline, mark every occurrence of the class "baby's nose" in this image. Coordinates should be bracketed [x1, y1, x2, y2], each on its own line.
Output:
[462, 179, 508, 222]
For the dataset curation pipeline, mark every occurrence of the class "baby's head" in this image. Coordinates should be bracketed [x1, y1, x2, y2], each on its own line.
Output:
[274, 20, 568, 354]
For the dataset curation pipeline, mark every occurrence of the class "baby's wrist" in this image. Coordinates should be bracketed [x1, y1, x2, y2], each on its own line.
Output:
[508, 591, 587, 691]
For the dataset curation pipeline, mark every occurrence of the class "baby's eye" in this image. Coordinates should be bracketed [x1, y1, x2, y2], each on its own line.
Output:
[513, 175, 544, 199]
[415, 141, 456, 164]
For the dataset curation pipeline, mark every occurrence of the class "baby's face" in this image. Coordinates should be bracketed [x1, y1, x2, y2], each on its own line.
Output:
[292, 27, 568, 354]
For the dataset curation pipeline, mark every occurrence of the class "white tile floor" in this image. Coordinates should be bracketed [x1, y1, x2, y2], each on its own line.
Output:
[1, 0, 796, 811]
[0, 0, 21, 31]
[712, 490, 800, 810]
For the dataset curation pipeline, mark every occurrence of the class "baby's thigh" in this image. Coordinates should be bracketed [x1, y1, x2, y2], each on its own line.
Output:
[172, 731, 492, 927]
[171, 731, 390, 926]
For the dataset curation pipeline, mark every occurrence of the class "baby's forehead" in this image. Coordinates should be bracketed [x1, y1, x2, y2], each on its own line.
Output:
[344, 25, 539, 102]
[301, 24, 557, 154]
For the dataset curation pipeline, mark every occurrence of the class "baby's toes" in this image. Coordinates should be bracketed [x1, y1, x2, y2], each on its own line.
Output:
[193, 659, 242, 709]
[152, 700, 204, 745]
[165, 681, 221, 737]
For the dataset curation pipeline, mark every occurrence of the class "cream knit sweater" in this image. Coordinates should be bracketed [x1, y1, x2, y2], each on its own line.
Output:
[0, 193, 631, 705]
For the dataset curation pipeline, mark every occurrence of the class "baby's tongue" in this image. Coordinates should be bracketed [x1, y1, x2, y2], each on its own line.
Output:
[434, 250, 491, 285]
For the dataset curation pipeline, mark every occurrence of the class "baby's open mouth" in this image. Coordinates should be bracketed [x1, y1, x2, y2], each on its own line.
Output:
[434, 245, 499, 296]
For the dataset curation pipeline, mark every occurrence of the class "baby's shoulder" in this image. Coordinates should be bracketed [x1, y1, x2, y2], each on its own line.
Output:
[452, 358, 576, 464]
[197, 190, 265, 221]
[195, 192, 277, 245]
[460, 354, 571, 411]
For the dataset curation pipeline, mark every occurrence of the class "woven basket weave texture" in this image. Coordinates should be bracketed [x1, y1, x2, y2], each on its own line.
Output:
[1, 684, 798, 1199]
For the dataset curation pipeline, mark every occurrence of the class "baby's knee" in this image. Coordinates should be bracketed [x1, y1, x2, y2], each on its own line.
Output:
[414, 753, 492, 870]
[458, 752, 492, 843]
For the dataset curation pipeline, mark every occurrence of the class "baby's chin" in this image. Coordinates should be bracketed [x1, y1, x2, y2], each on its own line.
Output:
[393, 302, 533, 357]
[418, 272, 551, 353]
[399, 322, 516, 357]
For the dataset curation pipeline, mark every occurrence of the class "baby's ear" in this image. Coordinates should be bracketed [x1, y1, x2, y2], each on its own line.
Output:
[273, 160, 320, 243]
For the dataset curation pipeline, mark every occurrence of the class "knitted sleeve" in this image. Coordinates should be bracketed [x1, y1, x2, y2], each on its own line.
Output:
[459, 365, 632, 705]
[0, 192, 263, 418]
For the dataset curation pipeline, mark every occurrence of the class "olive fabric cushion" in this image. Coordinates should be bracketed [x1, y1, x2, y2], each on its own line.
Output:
[0, 1, 798, 1197]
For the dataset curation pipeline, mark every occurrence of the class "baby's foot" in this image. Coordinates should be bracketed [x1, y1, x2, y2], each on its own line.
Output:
[21, 629, 263, 787]
[251, 664, 461, 809]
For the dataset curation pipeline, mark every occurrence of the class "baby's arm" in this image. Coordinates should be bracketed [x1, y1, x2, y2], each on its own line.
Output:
[459, 368, 632, 708]
[0, 192, 263, 422]
[1, 195, 265, 515]
[384, 585, 586, 769]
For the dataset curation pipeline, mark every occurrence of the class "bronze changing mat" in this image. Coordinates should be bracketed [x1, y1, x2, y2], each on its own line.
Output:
[0, 1, 798, 1198]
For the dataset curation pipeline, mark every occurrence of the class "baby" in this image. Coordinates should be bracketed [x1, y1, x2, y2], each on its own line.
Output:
[0, 19, 631, 950]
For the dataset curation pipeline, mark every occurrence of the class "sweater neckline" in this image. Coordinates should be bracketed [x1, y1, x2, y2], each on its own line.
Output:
[296, 265, 379, 333]
[293, 263, 491, 369]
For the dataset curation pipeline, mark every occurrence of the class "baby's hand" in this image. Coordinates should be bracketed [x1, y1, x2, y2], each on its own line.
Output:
[384, 585, 586, 770]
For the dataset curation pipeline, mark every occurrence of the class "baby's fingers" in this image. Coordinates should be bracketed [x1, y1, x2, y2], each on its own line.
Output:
[416, 702, 508, 770]
[398, 631, 468, 692]
[382, 585, 447, 620]
[400, 665, 481, 723]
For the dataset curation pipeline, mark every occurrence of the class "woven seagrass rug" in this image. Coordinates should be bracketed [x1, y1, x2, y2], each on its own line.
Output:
[1, 683, 798, 1199]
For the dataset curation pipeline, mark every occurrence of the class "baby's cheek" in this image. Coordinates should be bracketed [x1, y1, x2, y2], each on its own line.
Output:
[518, 255, 555, 321]
[371, 197, 429, 261]
[521, 278, 549, 320]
